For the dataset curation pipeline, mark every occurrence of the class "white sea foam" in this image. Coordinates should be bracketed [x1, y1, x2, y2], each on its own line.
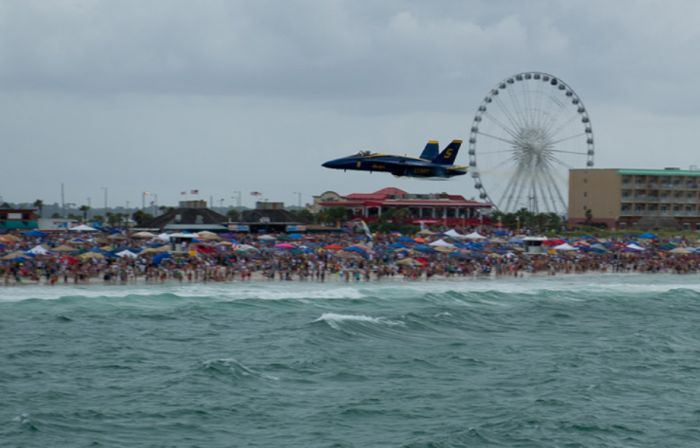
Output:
[314, 312, 404, 330]
[2, 273, 700, 303]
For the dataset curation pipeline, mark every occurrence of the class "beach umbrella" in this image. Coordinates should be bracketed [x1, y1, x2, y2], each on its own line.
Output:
[274, 242, 295, 249]
[413, 244, 434, 253]
[344, 246, 368, 256]
[434, 245, 456, 253]
[396, 257, 419, 266]
[24, 230, 47, 238]
[107, 234, 127, 241]
[0, 234, 21, 243]
[464, 231, 487, 240]
[140, 245, 171, 255]
[287, 233, 303, 240]
[152, 252, 172, 265]
[196, 231, 221, 241]
[2, 251, 27, 260]
[53, 244, 77, 253]
[413, 237, 427, 243]
[323, 244, 343, 251]
[79, 252, 104, 260]
[417, 229, 435, 236]
[70, 224, 98, 232]
[669, 247, 691, 254]
[234, 244, 259, 253]
[396, 236, 415, 243]
[639, 232, 657, 239]
[258, 234, 276, 241]
[626, 243, 645, 251]
[553, 243, 578, 251]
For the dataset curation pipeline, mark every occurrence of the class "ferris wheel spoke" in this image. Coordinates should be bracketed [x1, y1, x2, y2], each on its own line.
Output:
[549, 148, 588, 155]
[499, 167, 526, 212]
[549, 133, 587, 146]
[506, 87, 528, 129]
[512, 171, 532, 212]
[537, 171, 558, 213]
[493, 96, 525, 134]
[540, 99, 569, 136]
[541, 167, 568, 210]
[483, 112, 520, 140]
[548, 112, 582, 139]
[519, 82, 535, 128]
[476, 131, 515, 146]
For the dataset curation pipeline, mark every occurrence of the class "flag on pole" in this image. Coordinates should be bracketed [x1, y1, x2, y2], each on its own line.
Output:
[180, 191, 187, 195]
[250, 191, 262, 196]
[191, 189, 199, 194]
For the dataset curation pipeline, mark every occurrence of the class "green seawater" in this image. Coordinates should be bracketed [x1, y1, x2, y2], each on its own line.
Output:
[2, 274, 700, 447]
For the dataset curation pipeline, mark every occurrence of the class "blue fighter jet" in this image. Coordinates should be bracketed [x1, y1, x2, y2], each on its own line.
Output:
[322, 139, 467, 179]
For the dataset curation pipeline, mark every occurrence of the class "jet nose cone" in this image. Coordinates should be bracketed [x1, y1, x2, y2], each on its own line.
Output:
[322, 158, 344, 169]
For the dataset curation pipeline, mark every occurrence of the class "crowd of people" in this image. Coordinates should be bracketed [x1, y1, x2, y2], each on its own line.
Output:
[1, 226, 700, 286]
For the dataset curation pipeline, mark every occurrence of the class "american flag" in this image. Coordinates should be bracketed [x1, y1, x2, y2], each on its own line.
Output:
[250, 191, 262, 196]
[190, 189, 199, 194]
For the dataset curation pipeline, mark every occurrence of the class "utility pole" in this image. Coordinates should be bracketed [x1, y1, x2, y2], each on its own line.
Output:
[233, 191, 242, 208]
[293, 192, 302, 208]
[142, 192, 148, 210]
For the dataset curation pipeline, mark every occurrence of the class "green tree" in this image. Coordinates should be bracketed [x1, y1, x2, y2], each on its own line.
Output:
[79, 205, 90, 222]
[33, 199, 44, 218]
[131, 210, 153, 227]
[226, 209, 240, 221]
[320, 207, 348, 226]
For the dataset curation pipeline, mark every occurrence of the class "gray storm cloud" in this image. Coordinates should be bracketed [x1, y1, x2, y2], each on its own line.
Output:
[1, 0, 700, 207]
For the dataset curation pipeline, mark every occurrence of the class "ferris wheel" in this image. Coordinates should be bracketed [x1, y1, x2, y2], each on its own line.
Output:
[468, 72, 594, 214]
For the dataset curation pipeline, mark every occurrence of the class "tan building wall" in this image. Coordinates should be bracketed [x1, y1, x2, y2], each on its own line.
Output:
[568, 169, 621, 225]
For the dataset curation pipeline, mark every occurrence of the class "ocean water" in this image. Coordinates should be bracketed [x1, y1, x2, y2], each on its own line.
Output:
[2, 275, 700, 447]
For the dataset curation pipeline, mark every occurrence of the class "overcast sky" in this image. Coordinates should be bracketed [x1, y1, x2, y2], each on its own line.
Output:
[3, 0, 700, 209]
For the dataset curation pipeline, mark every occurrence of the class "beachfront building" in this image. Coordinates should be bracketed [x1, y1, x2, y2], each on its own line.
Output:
[569, 168, 700, 229]
[316, 187, 492, 226]
[0, 203, 38, 230]
[141, 200, 229, 232]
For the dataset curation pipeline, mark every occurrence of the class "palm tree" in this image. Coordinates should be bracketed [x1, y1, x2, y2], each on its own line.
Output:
[79, 205, 90, 223]
[33, 199, 44, 218]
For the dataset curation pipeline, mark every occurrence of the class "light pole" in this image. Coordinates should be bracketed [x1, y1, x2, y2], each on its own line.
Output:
[293, 192, 302, 208]
[233, 191, 241, 208]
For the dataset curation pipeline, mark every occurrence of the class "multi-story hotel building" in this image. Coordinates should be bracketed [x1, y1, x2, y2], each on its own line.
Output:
[569, 168, 700, 229]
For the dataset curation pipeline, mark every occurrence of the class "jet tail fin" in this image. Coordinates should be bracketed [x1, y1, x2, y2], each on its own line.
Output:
[419, 140, 439, 160]
[432, 139, 462, 165]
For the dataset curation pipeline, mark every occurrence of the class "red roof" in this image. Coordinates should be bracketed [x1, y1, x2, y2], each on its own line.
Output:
[345, 187, 408, 201]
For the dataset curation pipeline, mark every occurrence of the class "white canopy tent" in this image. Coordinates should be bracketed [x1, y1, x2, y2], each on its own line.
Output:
[443, 229, 465, 239]
[70, 224, 98, 232]
[429, 239, 455, 248]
